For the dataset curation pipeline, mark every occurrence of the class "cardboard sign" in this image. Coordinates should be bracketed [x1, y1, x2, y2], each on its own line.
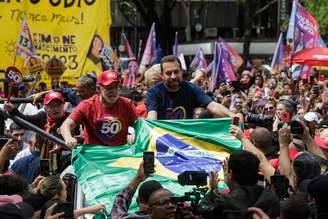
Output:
[25, 56, 44, 74]
[45, 57, 65, 77]
[5, 66, 23, 85]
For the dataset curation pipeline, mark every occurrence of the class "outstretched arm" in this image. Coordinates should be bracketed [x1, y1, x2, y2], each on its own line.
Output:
[207, 101, 235, 118]
[60, 118, 78, 149]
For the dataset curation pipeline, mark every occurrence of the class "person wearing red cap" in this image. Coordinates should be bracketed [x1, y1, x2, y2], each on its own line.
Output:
[4, 92, 73, 175]
[60, 69, 139, 148]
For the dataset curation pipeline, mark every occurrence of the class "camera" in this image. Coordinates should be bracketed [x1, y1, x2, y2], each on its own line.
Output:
[243, 112, 273, 128]
[54, 202, 74, 219]
[178, 171, 208, 186]
[278, 120, 304, 136]
[170, 171, 209, 218]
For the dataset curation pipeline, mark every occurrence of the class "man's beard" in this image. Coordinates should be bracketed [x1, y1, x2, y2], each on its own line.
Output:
[165, 80, 181, 91]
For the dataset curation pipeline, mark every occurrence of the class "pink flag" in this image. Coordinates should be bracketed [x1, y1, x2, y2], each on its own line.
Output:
[189, 48, 207, 71]
[122, 33, 138, 88]
[287, 0, 320, 52]
[16, 17, 36, 59]
[218, 37, 243, 71]
[219, 42, 237, 82]
[122, 33, 135, 59]
[209, 42, 237, 92]
[139, 23, 157, 74]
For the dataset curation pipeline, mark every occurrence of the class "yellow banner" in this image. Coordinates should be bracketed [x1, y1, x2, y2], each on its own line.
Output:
[0, 0, 111, 87]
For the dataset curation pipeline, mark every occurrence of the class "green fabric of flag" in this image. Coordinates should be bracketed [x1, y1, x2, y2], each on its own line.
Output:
[72, 118, 242, 214]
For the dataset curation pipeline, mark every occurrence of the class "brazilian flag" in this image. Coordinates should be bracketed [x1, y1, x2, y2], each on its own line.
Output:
[72, 118, 242, 213]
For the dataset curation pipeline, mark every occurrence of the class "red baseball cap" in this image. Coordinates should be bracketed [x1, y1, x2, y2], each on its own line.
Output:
[44, 92, 64, 105]
[97, 70, 120, 86]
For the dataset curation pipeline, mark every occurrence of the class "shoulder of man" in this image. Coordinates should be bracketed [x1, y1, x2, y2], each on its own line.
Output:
[147, 82, 165, 93]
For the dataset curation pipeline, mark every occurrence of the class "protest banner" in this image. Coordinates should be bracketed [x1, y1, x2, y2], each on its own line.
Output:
[0, 0, 111, 86]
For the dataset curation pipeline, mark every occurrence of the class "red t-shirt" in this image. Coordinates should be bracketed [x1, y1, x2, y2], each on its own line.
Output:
[136, 101, 147, 118]
[70, 95, 138, 146]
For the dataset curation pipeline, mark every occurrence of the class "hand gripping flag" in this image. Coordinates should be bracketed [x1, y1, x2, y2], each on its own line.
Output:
[139, 23, 157, 74]
[72, 118, 242, 213]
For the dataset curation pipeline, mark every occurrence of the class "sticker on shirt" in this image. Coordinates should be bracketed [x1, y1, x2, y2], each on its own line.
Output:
[95, 117, 122, 143]
[165, 106, 186, 119]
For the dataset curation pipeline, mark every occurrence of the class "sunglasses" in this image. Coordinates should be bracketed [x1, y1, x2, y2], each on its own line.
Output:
[264, 106, 274, 110]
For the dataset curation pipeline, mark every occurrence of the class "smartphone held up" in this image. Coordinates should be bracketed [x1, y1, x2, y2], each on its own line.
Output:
[143, 151, 155, 175]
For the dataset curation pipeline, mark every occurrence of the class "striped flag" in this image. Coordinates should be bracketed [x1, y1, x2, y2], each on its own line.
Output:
[139, 23, 157, 74]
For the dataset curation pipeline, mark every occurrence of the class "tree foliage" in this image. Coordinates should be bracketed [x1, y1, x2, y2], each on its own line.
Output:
[305, 0, 328, 38]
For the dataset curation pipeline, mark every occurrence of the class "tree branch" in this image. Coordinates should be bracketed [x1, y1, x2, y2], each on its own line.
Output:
[254, 0, 278, 16]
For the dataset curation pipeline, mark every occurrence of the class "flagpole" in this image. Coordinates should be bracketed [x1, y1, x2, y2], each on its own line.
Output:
[136, 39, 143, 65]
[79, 56, 87, 77]
[271, 33, 282, 70]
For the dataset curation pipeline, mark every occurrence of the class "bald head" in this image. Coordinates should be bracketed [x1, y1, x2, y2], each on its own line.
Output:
[250, 127, 273, 154]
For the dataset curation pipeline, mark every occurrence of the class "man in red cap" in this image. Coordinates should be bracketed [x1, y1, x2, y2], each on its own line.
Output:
[60, 69, 139, 148]
[4, 92, 72, 175]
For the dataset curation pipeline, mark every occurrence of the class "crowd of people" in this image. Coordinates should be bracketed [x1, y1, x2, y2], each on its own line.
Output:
[1, 54, 328, 219]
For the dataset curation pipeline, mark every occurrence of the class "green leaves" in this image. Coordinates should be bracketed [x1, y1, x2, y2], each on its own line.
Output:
[305, 0, 328, 37]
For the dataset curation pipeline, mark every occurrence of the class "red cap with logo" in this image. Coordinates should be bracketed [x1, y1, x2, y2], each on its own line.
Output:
[44, 92, 64, 105]
[97, 70, 120, 86]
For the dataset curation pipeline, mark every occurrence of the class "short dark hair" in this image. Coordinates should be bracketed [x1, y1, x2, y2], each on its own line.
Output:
[0, 175, 29, 196]
[228, 151, 260, 186]
[77, 71, 97, 88]
[281, 194, 311, 219]
[160, 55, 182, 73]
[138, 180, 163, 204]
[9, 122, 23, 133]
